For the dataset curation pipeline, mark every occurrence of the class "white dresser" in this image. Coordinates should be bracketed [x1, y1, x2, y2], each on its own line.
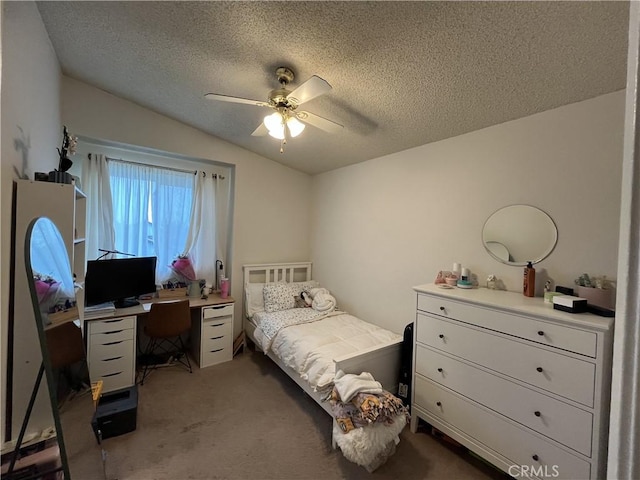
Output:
[86, 315, 137, 393]
[411, 284, 613, 480]
[190, 303, 234, 368]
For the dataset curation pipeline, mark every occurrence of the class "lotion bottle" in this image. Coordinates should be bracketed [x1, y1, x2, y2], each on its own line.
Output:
[523, 261, 536, 297]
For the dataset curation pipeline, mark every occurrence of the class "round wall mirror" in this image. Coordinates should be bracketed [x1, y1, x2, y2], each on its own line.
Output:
[482, 205, 558, 266]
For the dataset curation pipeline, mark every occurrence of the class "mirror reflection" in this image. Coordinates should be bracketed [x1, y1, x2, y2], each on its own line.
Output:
[19, 217, 93, 480]
[482, 205, 558, 266]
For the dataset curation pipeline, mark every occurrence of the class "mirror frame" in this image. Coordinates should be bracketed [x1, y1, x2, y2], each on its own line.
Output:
[23, 217, 72, 479]
[482, 204, 558, 266]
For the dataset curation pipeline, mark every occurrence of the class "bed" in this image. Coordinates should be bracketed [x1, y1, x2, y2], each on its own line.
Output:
[242, 262, 406, 470]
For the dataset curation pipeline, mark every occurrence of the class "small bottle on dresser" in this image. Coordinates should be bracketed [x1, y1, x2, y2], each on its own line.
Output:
[523, 261, 536, 297]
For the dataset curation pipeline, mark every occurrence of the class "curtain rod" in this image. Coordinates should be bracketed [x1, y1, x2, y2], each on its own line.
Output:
[92, 154, 225, 179]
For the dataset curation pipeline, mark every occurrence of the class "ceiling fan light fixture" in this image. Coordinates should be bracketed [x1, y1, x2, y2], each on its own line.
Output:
[264, 112, 285, 139]
[264, 111, 306, 139]
[286, 116, 305, 137]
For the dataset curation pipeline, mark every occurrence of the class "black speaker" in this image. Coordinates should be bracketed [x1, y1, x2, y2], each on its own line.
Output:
[91, 385, 138, 442]
[397, 323, 413, 407]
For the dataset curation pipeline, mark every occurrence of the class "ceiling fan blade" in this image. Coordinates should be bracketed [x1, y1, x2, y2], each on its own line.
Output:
[251, 122, 269, 137]
[205, 93, 270, 108]
[287, 76, 332, 105]
[296, 111, 343, 134]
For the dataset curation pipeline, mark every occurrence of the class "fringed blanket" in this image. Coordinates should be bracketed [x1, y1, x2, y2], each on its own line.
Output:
[326, 371, 409, 471]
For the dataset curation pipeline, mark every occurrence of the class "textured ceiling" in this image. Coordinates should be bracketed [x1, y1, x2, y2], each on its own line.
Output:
[36, 1, 629, 175]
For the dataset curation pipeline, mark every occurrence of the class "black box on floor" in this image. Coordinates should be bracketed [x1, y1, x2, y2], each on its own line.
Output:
[91, 385, 138, 442]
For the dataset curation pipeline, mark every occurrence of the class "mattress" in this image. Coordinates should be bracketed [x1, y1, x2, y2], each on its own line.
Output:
[254, 309, 402, 390]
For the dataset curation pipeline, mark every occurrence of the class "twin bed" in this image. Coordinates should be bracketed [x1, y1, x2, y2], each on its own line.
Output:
[242, 262, 406, 470]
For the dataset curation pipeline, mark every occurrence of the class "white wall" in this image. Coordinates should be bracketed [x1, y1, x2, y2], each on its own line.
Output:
[1, 1, 62, 445]
[311, 91, 625, 334]
[61, 76, 313, 338]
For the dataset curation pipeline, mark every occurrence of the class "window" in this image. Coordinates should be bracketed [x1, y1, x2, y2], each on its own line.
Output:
[109, 161, 193, 282]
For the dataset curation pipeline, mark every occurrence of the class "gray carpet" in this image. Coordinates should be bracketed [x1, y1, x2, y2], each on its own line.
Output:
[59, 348, 511, 480]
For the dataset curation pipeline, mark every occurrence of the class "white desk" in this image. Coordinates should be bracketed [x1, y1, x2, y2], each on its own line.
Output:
[85, 294, 235, 393]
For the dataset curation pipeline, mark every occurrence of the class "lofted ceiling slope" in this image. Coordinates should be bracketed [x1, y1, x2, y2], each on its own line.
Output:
[37, 1, 629, 175]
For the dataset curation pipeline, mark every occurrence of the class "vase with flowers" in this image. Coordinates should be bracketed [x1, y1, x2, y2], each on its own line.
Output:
[48, 126, 78, 184]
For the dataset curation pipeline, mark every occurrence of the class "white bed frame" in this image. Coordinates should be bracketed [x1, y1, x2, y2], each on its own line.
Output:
[242, 262, 403, 418]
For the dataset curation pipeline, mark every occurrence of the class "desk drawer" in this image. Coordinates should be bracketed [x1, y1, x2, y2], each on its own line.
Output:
[93, 369, 134, 394]
[89, 316, 135, 334]
[416, 314, 595, 406]
[202, 332, 231, 352]
[415, 345, 593, 455]
[89, 350, 134, 378]
[417, 294, 596, 357]
[203, 304, 234, 319]
[201, 344, 232, 367]
[90, 328, 135, 346]
[414, 376, 591, 480]
[202, 318, 232, 337]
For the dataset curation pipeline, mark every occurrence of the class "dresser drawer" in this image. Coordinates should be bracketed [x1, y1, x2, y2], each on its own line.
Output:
[417, 294, 597, 357]
[203, 304, 234, 319]
[90, 327, 135, 346]
[415, 345, 593, 455]
[414, 376, 591, 480]
[88, 316, 136, 334]
[416, 314, 596, 406]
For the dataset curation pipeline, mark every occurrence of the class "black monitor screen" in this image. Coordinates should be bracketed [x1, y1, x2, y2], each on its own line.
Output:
[85, 256, 157, 308]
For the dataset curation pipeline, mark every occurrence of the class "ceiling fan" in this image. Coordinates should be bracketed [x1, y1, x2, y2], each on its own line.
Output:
[205, 67, 343, 153]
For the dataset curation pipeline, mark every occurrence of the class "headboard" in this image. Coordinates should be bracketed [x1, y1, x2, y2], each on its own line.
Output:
[242, 262, 312, 320]
[242, 262, 312, 286]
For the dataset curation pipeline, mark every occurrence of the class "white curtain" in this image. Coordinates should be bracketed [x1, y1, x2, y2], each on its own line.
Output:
[109, 161, 193, 282]
[183, 172, 217, 286]
[150, 167, 194, 281]
[82, 153, 115, 261]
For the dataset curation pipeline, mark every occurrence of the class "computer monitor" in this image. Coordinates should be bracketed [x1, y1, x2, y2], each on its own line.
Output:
[85, 256, 157, 308]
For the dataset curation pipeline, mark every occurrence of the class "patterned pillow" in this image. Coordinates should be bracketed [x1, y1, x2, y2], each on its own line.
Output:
[263, 283, 298, 312]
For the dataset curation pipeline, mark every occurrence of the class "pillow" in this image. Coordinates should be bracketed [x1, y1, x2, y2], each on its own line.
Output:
[263, 283, 298, 313]
[290, 280, 320, 295]
[245, 283, 266, 318]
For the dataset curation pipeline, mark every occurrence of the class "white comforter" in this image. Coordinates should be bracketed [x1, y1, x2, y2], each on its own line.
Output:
[254, 309, 402, 390]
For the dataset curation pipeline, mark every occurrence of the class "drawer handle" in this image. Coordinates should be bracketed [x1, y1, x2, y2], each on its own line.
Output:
[210, 335, 224, 340]
[532, 454, 539, 462]
[537, 330, 545, 336]
[211, 305, 227, 310]
[534, 411, 541, 417]
[437, 368, 443, 373]
[438, 334, 444, 339]
[102, 371, 123, 378]
[104, 341, 124, 346]
[209, 323, 224, 328]
[436, 401, 442, 407]
[536, 367, 544, 373]
[104, 319, 124, 324]
[102, 356, 123, 362]
[439, 306, 445, 311]
[209, 348, 224, 353]
[102, 330, 124, 335]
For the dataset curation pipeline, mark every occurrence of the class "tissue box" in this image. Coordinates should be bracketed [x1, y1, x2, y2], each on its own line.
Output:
[552, 295, 587, 313]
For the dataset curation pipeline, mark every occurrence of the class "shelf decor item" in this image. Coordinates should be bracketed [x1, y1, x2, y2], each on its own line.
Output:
[49, 126, 78, 184]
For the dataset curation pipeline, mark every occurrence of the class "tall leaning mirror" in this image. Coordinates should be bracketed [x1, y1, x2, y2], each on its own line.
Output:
[11, 217, 87, 479]
[482, 205, 558, 266]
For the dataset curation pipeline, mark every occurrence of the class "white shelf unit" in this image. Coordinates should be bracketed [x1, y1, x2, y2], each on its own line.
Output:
[8, 180, 86, 442]
[410, 284, 613, 480]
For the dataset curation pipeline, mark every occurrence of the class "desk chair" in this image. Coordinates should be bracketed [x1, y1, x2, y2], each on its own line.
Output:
[46, 321, 89, 396]
[139, 300, 192, 384]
